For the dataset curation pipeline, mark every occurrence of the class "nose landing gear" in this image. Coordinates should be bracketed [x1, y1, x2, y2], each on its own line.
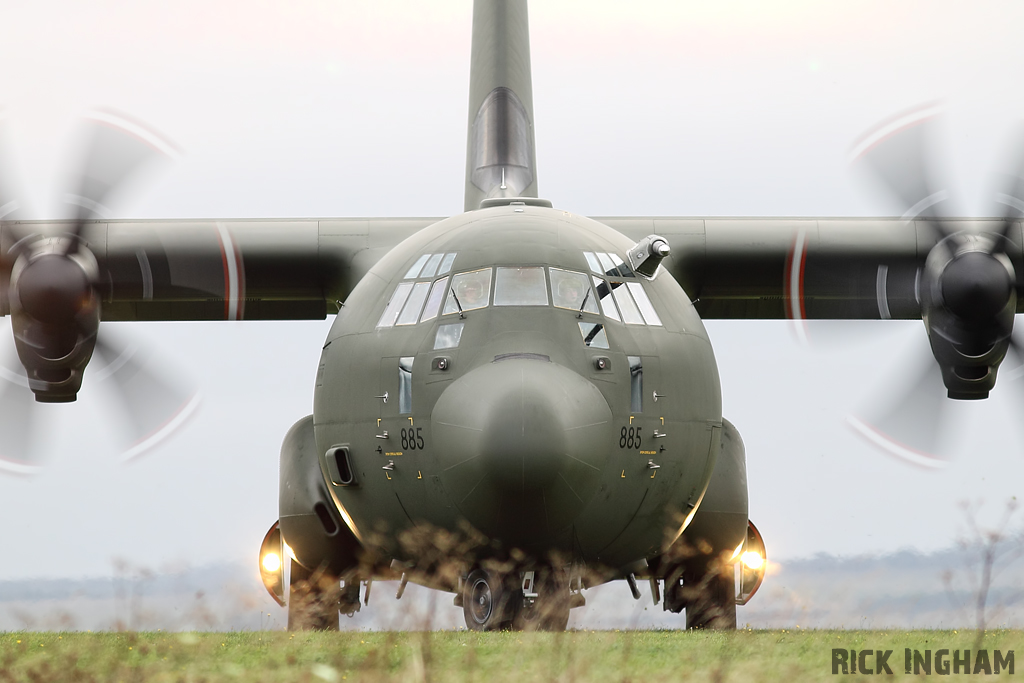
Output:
[461, 566, 573, 631]
[462, 568, 518, 631]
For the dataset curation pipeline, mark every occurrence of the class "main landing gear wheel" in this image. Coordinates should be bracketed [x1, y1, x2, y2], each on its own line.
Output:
[287, 560, 340, 631]
[463, 568, 516, 631]
[663, 563, 737, 630]
[682, 564, 737, 630]
[339, 576, 361, 618]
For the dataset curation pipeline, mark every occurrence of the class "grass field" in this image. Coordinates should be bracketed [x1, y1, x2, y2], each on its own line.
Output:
[1, 629, 1022, 682]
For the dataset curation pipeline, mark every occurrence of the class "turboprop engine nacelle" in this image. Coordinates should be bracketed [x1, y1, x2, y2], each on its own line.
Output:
[8, 236, 100, 402]
[920, 232, 1017, 399]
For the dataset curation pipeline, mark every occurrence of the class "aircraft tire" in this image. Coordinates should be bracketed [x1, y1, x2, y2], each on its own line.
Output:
[683, 564, 736, 630]
[287, 559, 340, 631]
[462, 568, 516, 631]
[662, 564, 687, 614]
[339, 576, 361, 618]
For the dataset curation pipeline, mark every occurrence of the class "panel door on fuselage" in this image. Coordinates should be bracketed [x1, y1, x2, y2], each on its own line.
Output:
[378, 356, 429, 525]
[582, 353, 663, 564]
[616, 354, 664, 480]
[611, 345, 721, 562]
[622, 353, 692, 555]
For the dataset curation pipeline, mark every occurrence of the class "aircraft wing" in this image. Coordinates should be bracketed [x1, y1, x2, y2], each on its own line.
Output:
[598, 217, 1024, 320]
[5, 215, 1021, 324]
[1, 218, 441, 321]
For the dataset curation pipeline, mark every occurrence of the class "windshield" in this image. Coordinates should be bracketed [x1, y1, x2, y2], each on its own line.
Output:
[443, 268, 492, 314]
[494, 267, 548, 306]
[551, 268, 598, 313]
[379, 259, 662, 330]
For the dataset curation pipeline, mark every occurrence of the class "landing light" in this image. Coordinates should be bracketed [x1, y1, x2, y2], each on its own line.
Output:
[741, 551, 764, 571]
[258, 521, 286, 606]
[262, 551, 282, 573]
[735, 520, 766, 606]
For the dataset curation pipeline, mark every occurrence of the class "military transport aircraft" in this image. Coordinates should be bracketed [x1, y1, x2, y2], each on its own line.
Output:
[3, 0, 1023, 631]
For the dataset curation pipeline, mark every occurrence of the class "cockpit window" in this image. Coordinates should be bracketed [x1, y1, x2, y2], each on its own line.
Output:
[377, 282, 414, 328]
[420, 276, 449, 323]
[596, 252, 618, 276]
[404, 254, 431, 279]
[612, 281, 644, 325]
[585, 251, 634, 278]
[627, 282, 662, 326]
[589, 276, 660, 327]
[438, 252, 457, 275]
[494, 267, 548, 306]
[444, 268, 492, 315]
[550, 268, 598, 313]
[405, 252, 457, 279]
[434, 322, 464, 349]
[578, 322, 609, 349]
[380, 254, 662, 331]
[396, 281, 430, 325]
[420, 253, 444, 279]
[592, 276, 620, 322]
[379, 252, 459, 328]
[610, 253, 635, 278]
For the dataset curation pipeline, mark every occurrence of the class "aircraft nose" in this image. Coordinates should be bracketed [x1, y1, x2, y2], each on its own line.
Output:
[432, 358, 612, 543]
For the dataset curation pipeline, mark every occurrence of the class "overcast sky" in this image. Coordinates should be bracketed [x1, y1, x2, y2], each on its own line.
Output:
[3, 0, 1024, 581]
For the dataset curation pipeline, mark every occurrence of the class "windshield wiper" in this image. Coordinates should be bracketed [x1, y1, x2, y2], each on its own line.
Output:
[450, 288, 465, 319]
[577, 289, 591, 318]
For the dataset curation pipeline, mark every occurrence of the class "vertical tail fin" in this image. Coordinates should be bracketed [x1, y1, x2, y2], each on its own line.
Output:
[464, 0, 538, 211]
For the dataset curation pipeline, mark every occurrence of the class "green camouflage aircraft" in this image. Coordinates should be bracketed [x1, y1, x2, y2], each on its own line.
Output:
[2, 0, 1022, 631]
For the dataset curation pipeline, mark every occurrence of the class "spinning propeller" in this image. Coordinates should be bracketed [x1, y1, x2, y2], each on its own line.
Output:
[848, 105, 1024, 466]
[0, 112, 198, 474]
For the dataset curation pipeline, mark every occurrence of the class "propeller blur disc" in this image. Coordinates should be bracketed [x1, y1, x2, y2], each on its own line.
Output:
[0, 323, 199, 475]
[92, 330, 201, 462]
